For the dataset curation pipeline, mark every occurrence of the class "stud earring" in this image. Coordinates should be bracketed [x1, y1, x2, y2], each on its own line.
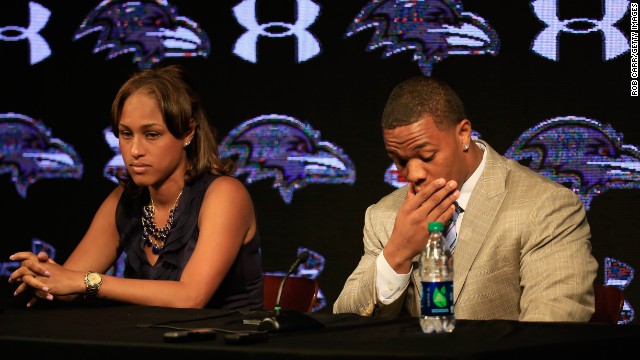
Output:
[184, 141, 191, 147]
[463, 143, 469, 151]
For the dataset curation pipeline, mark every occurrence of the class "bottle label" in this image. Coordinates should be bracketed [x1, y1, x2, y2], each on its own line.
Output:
[420, 281, 454, 316]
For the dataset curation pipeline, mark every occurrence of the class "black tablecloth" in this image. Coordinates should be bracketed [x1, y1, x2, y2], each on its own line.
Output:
[1, 296, 639, 359]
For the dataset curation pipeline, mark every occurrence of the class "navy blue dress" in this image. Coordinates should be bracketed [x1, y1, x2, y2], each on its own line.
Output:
[115, 174, 263, 310]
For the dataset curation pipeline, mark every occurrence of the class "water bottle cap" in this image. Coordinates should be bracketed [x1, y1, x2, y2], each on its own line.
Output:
[428, 221, 444, 232]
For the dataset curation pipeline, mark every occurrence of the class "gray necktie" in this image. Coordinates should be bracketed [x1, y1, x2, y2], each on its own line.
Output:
[444, 202, 464, 252]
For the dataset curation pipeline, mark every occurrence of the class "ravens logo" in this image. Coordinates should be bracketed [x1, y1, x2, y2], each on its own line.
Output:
[219, 114, 355, 204]
[346, 0, 500, 75]
[0, 113, 82, 198]
[74, 0, 210, 68]
[505, 116, 640, 211]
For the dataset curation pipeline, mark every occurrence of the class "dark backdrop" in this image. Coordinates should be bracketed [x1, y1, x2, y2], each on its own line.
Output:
[0, 0, 636, 321]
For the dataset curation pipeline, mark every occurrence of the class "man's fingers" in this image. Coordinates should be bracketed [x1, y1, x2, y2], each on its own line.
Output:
[415, 185, 460, 224]
[412, 178, 447, 204]
[414, 180, 457, 208]
[404, 178, 447, 210]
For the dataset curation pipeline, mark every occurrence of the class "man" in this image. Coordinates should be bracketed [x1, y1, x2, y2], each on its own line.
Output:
[333, 76, 598, 321]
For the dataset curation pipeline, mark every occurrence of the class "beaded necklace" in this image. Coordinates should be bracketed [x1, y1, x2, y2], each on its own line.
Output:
[141, 189, 183, 255]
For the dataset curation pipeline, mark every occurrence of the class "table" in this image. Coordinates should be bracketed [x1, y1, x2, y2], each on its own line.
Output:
[1, 296, 638, 359]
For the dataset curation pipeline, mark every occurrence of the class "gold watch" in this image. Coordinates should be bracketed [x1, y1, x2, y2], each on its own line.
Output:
[84, 271, 103, 298]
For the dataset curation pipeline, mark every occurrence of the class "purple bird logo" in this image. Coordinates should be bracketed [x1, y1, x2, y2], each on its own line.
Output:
[602, 257, 635, 324]
[102, 127, 126, 184]
[0, 113, 83, 198]
[346, 0, 500, 75]
[219, 114, 356, 204]
[505, 116, 640, 211]
[74, 0, 210, 69]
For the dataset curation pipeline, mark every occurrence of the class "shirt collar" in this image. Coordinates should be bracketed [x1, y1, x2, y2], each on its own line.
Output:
[457, 141, 486, 211]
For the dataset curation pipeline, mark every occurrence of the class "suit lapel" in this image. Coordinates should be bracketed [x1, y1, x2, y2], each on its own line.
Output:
[453, 141, 508, 302]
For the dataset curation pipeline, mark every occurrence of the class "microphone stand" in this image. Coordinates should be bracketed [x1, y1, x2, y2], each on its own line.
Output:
[258, 251, 324, 332]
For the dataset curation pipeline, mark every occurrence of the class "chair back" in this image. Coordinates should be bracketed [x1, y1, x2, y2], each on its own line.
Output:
[590, 284, 624, 324]
[263, 274, 319, 313]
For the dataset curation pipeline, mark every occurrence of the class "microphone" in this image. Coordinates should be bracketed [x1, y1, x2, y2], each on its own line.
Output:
[274, 250, 310, 316]
[258, 251, 323, 332]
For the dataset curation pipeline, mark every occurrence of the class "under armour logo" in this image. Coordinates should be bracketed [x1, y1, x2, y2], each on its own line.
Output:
[233, 0, 321, 63]
[0, 2, 51, 64]
[531, 0, 630, 61]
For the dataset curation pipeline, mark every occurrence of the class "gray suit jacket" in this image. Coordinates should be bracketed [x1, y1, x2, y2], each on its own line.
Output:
[333, 140, 598, 321]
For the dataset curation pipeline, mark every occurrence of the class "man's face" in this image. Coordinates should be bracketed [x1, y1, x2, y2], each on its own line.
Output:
[383, 116, 464, 193]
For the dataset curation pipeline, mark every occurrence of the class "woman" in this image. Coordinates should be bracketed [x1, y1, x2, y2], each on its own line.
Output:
[8, 65, 263, 310]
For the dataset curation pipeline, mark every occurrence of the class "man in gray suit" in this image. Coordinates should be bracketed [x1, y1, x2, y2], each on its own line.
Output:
[333, 76, 598, 321]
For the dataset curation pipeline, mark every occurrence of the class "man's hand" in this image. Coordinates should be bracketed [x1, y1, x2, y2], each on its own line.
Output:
[384, 178, 459, 273]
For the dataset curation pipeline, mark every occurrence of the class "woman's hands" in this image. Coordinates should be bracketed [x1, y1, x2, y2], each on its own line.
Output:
[8, 251, 55, 306]
[9, 251, 85, 307]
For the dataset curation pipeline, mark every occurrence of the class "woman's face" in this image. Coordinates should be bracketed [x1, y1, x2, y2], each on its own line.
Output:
[117, 91, 188, 188]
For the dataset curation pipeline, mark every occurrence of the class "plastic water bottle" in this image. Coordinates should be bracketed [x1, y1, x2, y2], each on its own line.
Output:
[419, 221, 455, 333]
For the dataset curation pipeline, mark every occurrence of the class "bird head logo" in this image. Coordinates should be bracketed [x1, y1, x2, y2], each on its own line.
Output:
[74, 0, 210, 68]
[505, 116, 640, 211]
[0, 113, 83, 198]
[219, 114, 356, 204]
[346, 0, 500, 75]
[102, 127, 126, 184]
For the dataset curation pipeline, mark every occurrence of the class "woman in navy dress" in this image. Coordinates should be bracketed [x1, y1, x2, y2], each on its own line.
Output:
[9, 65, 263, 310]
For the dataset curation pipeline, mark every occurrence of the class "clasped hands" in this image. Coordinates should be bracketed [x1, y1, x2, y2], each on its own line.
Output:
[7, 251, 73, 307]
[384, 178, 459, 273]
